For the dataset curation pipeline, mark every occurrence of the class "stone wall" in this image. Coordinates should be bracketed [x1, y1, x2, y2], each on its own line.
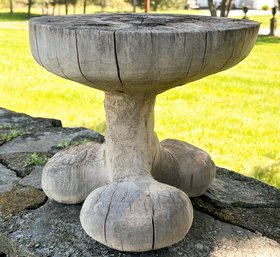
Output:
[0, 108, 279, 257]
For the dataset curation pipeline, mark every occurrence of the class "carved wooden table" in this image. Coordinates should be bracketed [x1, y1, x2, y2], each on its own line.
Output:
[29, 14, 259, 252]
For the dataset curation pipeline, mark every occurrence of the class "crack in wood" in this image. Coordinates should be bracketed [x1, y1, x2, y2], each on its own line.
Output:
[147, 187, 155, 250]
[190, 174, 194, 189]
[74, 30, 96, 85]
[200, 32, 208, 70]
[186, 51, 194, 78]
[151, 204, 155, 250]
[104, 188, 117, 244]
[55, 50, 69, 79]
[113, 31, 123, 87]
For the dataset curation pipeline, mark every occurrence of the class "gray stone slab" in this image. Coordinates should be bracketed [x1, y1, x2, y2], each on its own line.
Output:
[0, 127, 104, 177]
[203, 167, 280, 208]
[0, 164, 19, 194]
[0, 202, 279, 257]
[0, 127, 103, 156]
[192, 167, 280, 243]
[19, 166, 43, 190]
[0, 107, 62, 132]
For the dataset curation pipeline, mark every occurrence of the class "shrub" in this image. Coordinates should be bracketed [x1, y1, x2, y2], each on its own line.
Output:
[262, 5, 269, 10]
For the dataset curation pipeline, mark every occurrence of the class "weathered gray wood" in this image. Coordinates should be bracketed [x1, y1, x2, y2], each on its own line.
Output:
[41, 92, 212, 251]
[42, 142, 107, 204]
[29, 22, 43, 68]
[29, 14, 259, 93]
[104, 92, 157, 180]
[34, 25, 66, 78]
[29, 14, 260, 252]
[114, 30, 194, 93]
[152, 139, 216, 197]
[80, 177, 193, 252]
[76, 29, 123, 91]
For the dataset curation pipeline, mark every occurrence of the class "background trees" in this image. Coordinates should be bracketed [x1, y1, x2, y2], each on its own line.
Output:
[1, 0, 279, 17]
[125, 0, 185, 12]
[207, 0, 233, 17]
[92, 0, 110, 12]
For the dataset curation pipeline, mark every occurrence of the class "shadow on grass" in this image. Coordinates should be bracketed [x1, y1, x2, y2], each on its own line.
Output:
[253, 163, 280, 188]
[0, 12, 41, 22]
[256, 35, 280, 45]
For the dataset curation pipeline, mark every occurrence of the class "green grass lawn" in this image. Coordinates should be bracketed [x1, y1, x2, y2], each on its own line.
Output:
[0, 11, 279, 188]
[0, 12, 40, 21]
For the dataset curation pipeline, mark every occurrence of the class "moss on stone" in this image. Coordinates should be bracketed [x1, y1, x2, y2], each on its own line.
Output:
[0, 184, 46, 215]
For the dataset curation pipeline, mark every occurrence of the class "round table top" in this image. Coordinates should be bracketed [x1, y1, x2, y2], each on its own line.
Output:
[30, 13, 259, 32]
[29, 14, 259, 93]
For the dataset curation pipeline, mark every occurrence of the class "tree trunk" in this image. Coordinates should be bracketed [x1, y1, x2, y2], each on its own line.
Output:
[46, 2, 49, 15]
[83, 0, 87, 14]
[65, 2, 68, 14]
[152, 0, 160, 12]
[27, 0, 32, 19]
[226, 0, 232, 16]
[73, 3, 76, 14]
[145, 0, 150, 13]
[220, 0, 232, 17]
[208, 0, 217, 17]
[100, 0, 104, 12]
[132, 0, 136, 13]
[9, 0, 13, 14]
[52, 3, 56, 15]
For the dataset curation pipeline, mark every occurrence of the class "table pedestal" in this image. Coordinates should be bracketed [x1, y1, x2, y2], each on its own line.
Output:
[42, 91, 215, 251]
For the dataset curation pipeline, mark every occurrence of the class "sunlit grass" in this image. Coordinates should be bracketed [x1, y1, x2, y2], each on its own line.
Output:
[230, 15, 271, 29]
[0, 13, 279, 187]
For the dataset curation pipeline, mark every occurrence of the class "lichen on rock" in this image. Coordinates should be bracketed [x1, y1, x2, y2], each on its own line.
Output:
[0, 184, 46, 216]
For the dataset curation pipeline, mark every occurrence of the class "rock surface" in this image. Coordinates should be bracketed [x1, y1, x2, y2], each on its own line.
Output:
[0, 164, 19, 194]
[0, 108, 61, 132]
[1, 203, 279, 257]
[192, 167, 280, 243]
[0, 108, 279, 256]
[19, 166, 43, 190]
[0, 109, 104, 178]
[0, 184, 47, 216]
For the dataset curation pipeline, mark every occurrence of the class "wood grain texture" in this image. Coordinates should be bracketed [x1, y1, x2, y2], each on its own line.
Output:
[42, 142, 107, 204]
[80, 177, 193, 252]
[152, 139, 216, 197]
[104, 92, 157, 181]
[29, 14, 259, 93]
[41, 92, 215, 251]
[76, 29, 123, 91]
[31, 14, 260, 252]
